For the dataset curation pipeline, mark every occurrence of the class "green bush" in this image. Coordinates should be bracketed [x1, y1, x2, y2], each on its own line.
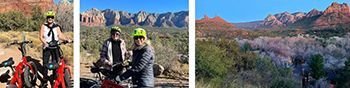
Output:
[270, 77, 298, 88]
[0, 11, 27, 31]
[309, 54, 325, 80]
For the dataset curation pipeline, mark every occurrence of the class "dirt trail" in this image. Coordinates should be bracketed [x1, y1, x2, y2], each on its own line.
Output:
[0, 45, 23, 87]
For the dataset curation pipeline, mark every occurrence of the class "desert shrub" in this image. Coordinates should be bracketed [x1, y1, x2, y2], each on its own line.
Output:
[196, 40, 228, 79]
[270, 77, 298, 88]
[196, 38, 265, 87]
[334, 57, 350, 87]
[0, 11, 27, 31]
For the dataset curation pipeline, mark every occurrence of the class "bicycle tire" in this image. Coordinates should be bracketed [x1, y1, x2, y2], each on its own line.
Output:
[64, 68, 72, 88]
[23, 61, 38, 88]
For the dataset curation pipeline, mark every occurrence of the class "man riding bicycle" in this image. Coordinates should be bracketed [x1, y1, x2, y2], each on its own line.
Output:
[39, 11, 71, 86]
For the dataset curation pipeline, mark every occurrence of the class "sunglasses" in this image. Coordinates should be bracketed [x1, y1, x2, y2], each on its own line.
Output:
[111, 32, 120, 36]
[133, 36, 144, 40]
[47, 16, 54, 19]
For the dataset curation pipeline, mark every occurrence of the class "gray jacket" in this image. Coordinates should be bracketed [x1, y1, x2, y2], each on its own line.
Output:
[99, 38, 127, 64]
[120, 44, 155, 87]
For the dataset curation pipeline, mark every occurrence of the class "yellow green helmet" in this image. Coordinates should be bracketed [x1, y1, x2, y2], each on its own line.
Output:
[133, 28, 147, 38]
[111, 26, 121, 32]
[45, 11, 55, 17]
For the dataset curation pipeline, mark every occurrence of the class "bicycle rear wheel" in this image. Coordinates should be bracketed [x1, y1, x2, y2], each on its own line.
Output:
[23, 62, 38, 88]
[64, 68, 72, 88]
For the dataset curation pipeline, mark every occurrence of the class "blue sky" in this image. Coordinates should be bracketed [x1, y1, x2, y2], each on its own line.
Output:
[196, 0, 350, 23]
[80, 0, 188, 13]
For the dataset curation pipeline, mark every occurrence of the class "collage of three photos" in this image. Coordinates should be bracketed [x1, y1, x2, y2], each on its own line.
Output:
[0, 0, 350, 88]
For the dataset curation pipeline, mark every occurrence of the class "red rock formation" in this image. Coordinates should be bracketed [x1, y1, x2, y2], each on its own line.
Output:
[80, 14, 105, 27]
[324, 2, 350, 14]
[80, 8, 105, 26]
[313, 2, 350, 27]
[306, 9, 322, 17]
[262, 14, 283, 26]
[196, 15, 236, 30]
[0, 0, 54, 15]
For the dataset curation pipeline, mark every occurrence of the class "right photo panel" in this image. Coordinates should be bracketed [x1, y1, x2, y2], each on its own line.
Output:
[196, 0, 350, 87]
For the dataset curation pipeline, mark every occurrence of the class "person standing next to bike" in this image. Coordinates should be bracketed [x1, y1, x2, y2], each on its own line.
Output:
[99, 26, 128, 67]
[116, 28, 155, 87]
[39, 11, 71, 86]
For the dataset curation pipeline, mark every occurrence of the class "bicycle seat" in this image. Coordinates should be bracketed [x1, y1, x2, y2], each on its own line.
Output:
[90, 66, 100, 73]
[46, 63, 59, 70]
[0, 57, 14, 67]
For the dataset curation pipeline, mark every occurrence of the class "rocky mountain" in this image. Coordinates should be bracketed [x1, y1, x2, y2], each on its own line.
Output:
[80, 8, 105, 26]
[235, 2, 350, 30]
[80, 8, 188, 28]
[313, 2, 350, 27]
[196, 15, 236, 30]
[0, 0, 54, 15]
[305, 9, 322, 18]
[260, 12, 307, 27]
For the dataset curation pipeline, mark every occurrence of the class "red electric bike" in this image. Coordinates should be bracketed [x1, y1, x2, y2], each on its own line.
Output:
[44, 40, 73, 88]
[0, 34, 39, 88]
[80, 59, 135, 88]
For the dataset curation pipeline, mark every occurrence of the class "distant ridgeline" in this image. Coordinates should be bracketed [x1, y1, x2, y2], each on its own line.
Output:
[233, 2, 350, 30]
[196, 2, 350, 38]
[80, 8, 189, 28]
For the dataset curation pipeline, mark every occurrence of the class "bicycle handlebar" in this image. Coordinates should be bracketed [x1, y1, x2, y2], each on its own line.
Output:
[46, 40, 73, 49]
[8, 40, 33, 46]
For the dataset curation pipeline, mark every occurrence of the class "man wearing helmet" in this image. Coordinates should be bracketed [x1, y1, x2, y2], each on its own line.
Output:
[116, 28, 155, 87]
[39, 11, 71, 86]
[99, 26, 128, 66]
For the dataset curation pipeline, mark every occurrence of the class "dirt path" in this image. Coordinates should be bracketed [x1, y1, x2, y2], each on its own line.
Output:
[0, 45, 22, 87]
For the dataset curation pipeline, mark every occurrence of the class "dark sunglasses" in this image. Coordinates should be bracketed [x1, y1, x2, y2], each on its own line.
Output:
[133, 36, 144, 40]
[111, 32, 120, 36]
[46, 16, 54, 19]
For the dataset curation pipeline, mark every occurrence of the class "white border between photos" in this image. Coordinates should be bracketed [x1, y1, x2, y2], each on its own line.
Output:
[189, 0, 195, 88]
[73, 0, 80, 87]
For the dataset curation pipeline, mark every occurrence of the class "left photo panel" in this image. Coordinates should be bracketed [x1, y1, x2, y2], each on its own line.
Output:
[0, 0, 74, 88]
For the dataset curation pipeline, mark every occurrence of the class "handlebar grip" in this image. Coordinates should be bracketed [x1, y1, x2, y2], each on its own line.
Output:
[24, 40, 32, 43]
[61, 40, 73, 45]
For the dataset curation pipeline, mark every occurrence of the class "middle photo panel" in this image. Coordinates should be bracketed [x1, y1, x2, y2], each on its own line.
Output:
[79, 0, 189, 88]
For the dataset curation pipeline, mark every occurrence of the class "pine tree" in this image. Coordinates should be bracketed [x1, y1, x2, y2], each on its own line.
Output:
[309, 54, 325, 80]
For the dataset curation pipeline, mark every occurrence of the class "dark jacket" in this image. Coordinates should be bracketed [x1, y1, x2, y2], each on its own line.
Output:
[120, 44, 154, 87]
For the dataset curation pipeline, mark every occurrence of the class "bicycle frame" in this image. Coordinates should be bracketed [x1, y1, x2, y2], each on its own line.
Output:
[52, 57, 71, 88]
[5, 39, 38, 88]
[46, 41, 73, 88]
[91, 63, 129, 88]
[101, 79, 123, 88]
